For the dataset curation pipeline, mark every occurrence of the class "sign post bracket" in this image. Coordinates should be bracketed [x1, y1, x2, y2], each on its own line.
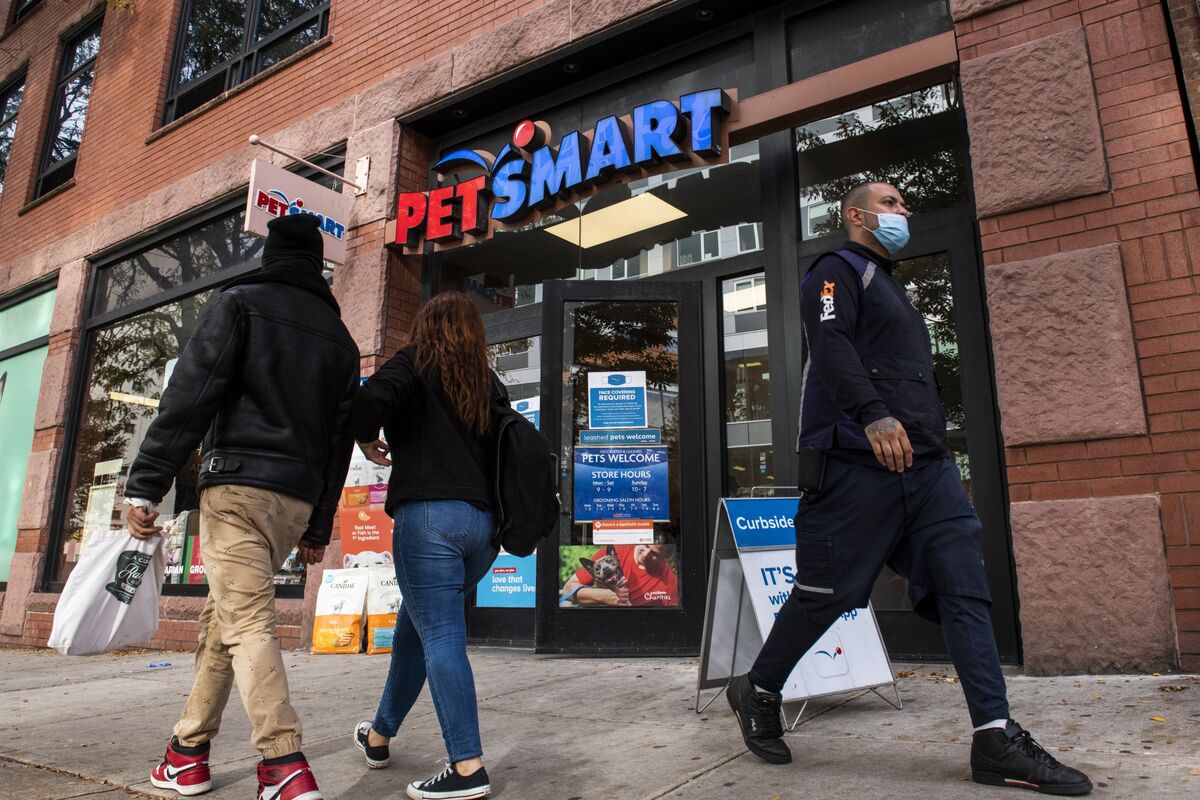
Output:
[248, 135, 365, 192]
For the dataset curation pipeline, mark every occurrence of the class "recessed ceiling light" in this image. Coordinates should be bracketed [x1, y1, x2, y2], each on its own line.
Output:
[451, 108, 469, 120]
[543, 193, 687, 248]
[562, 62, 582, 75]
[694, 8, 715, 22]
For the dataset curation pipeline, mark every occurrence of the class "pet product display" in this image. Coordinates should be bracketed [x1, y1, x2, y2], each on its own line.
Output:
[311, 568, 369, 654]
[48, 528, 166, 655]
[365, 564, 402, 655]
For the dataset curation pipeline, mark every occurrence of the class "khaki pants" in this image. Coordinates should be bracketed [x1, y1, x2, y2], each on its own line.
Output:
[174, 485, 313, 758]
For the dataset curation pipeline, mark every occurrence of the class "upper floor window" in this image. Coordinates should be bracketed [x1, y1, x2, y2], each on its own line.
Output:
[11, 0, 42, 25]
[164, 1, 330, 124]
[0, 74, 24, 195]
[36, 18, 102, 199]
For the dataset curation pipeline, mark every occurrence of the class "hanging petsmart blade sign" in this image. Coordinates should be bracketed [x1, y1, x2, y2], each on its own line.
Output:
[392, 89, 735, 250]
[245, 158, 352, 264]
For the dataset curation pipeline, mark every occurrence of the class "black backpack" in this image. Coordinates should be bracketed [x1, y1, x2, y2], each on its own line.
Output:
[490, 404, 560, 556]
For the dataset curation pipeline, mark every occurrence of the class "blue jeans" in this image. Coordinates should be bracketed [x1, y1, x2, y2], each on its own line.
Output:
[372, 500, 498, 761]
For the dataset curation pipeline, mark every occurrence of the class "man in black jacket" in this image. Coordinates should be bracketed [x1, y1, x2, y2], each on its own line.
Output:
[124, 214, 359, 800]
[726, 182, 1094, 796]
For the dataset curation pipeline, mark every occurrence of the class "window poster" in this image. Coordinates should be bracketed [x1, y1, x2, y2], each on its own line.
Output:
[587, 371, 648, 429]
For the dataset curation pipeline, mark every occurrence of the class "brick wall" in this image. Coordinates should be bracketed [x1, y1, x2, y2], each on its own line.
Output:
[957, 0, 1200, 671]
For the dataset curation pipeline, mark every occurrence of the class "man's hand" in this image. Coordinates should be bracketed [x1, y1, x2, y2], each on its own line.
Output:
[357, 438, 391, 466]
[598, 587, 632, 607]
[297, 541, 326, 566]
[127, 505, 162, 539]
[864, 416, 913, 472]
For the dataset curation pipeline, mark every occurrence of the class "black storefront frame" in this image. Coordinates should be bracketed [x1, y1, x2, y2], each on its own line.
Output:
[408, 1, 1019, 660]
[43, 152, 346, 598]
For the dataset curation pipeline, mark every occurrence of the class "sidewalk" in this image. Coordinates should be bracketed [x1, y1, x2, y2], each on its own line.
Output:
[0, 646, 1197, 800]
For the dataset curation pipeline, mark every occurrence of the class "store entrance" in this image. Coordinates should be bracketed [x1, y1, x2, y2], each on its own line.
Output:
[472, 280, 707, 654]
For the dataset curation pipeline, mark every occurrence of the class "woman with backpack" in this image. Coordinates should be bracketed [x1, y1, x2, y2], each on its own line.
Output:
[350, 291, 507, 800]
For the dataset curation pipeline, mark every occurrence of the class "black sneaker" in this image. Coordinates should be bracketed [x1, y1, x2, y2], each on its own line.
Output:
[353, 720, 389, 769]
[972, 720, 1093, 795]
[727, 674, 791, 764]
[406, 762, 490, 800]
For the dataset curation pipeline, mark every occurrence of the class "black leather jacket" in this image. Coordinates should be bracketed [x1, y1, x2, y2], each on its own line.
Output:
[126, 280, 359, 545]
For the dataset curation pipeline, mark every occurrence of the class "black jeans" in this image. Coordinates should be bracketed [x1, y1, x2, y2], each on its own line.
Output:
[747, 457, 1010, 727]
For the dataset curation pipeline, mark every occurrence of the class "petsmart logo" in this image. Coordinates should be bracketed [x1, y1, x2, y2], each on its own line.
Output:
[394, 89, 733, 249]
[255, 189, 347, 240]
[816, 646, 843, 660]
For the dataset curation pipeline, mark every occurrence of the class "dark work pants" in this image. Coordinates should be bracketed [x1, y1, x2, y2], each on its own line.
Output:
[747, 457, 1010, 728]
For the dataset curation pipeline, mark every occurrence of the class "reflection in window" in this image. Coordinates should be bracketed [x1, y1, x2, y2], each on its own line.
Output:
[439, 142, 763, 314]
[870, 252, 970, 612]
[57, 290, 216, 585]
[0, 75, 24, 194]
[722, 274, 773, 496]
[12, 0, 42, 24]
[37, 18, 102, 197]
[94, 212, 264, 316]
[795, 83, 967, 239]
[165, 1, 328, 123]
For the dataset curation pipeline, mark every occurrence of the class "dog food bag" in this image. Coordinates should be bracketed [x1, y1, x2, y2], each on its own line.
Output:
[365, 565, 402, 655]
[311, 568, 368, 654]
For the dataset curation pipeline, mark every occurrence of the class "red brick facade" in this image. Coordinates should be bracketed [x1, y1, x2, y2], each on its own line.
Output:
[956, 0, 1200, 671]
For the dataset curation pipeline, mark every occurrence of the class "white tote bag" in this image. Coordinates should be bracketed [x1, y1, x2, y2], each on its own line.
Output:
[48, 529, 165, 655]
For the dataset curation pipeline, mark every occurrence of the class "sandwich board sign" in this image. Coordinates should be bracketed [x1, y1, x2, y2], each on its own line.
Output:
[696, 497, 899, 724]
[244, 158, 352, 264]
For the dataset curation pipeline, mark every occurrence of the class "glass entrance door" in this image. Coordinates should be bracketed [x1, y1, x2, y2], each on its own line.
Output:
[535, 279, 706, 653]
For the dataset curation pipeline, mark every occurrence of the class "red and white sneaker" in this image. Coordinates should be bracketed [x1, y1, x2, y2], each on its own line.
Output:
[150, 738, 212, 796]
[257, 758, 322, 800]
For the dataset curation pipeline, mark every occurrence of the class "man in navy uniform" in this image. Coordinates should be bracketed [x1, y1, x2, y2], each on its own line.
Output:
[726, 181, 1093, 795]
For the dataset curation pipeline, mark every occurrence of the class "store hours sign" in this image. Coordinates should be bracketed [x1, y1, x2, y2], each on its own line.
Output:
[574, 446, 669, 522]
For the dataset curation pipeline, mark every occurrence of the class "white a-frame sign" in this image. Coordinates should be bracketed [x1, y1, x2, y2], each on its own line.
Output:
[696, 497, 900, 727]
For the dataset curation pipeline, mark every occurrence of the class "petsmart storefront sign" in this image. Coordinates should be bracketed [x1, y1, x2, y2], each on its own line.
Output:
[392, 89, 735, 250]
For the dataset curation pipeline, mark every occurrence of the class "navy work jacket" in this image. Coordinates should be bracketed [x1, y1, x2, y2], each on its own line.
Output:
[795, 241, 950, 468]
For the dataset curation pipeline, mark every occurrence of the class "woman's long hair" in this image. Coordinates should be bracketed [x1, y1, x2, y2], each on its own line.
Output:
[407, 291, 492, 435]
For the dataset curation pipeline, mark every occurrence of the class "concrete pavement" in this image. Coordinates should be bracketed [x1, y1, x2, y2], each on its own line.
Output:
[0, 646, 1197, 799]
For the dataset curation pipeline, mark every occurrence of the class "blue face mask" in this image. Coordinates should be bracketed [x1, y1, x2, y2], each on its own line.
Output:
[853, 208, 910, 254]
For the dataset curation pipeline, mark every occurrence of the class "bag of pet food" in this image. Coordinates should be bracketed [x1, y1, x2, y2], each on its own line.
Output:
[365, 564, 402, 655]
[311, 568, 368, 654]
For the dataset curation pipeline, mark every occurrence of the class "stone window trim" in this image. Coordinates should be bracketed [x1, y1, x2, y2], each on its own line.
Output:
[5, 0, 43, 34]
[161, 0, 331, 126]
[147, 34, 331, 145]
[16, 178, 74, 216]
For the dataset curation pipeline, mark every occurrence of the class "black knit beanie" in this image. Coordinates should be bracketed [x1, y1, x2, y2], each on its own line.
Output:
[263, 214, 324, 273]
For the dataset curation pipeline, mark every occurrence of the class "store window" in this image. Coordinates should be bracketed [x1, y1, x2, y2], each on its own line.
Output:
[37, 16, 102, 198]
[52, 152, 344, 593]
[434, 35, 760, 312]
[164, 0, 331, 123]
[721, 273, 772, 496]
[0, 285, 56, 585]
[795, 82, 966, 239]
[0, 73, 24, 195]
